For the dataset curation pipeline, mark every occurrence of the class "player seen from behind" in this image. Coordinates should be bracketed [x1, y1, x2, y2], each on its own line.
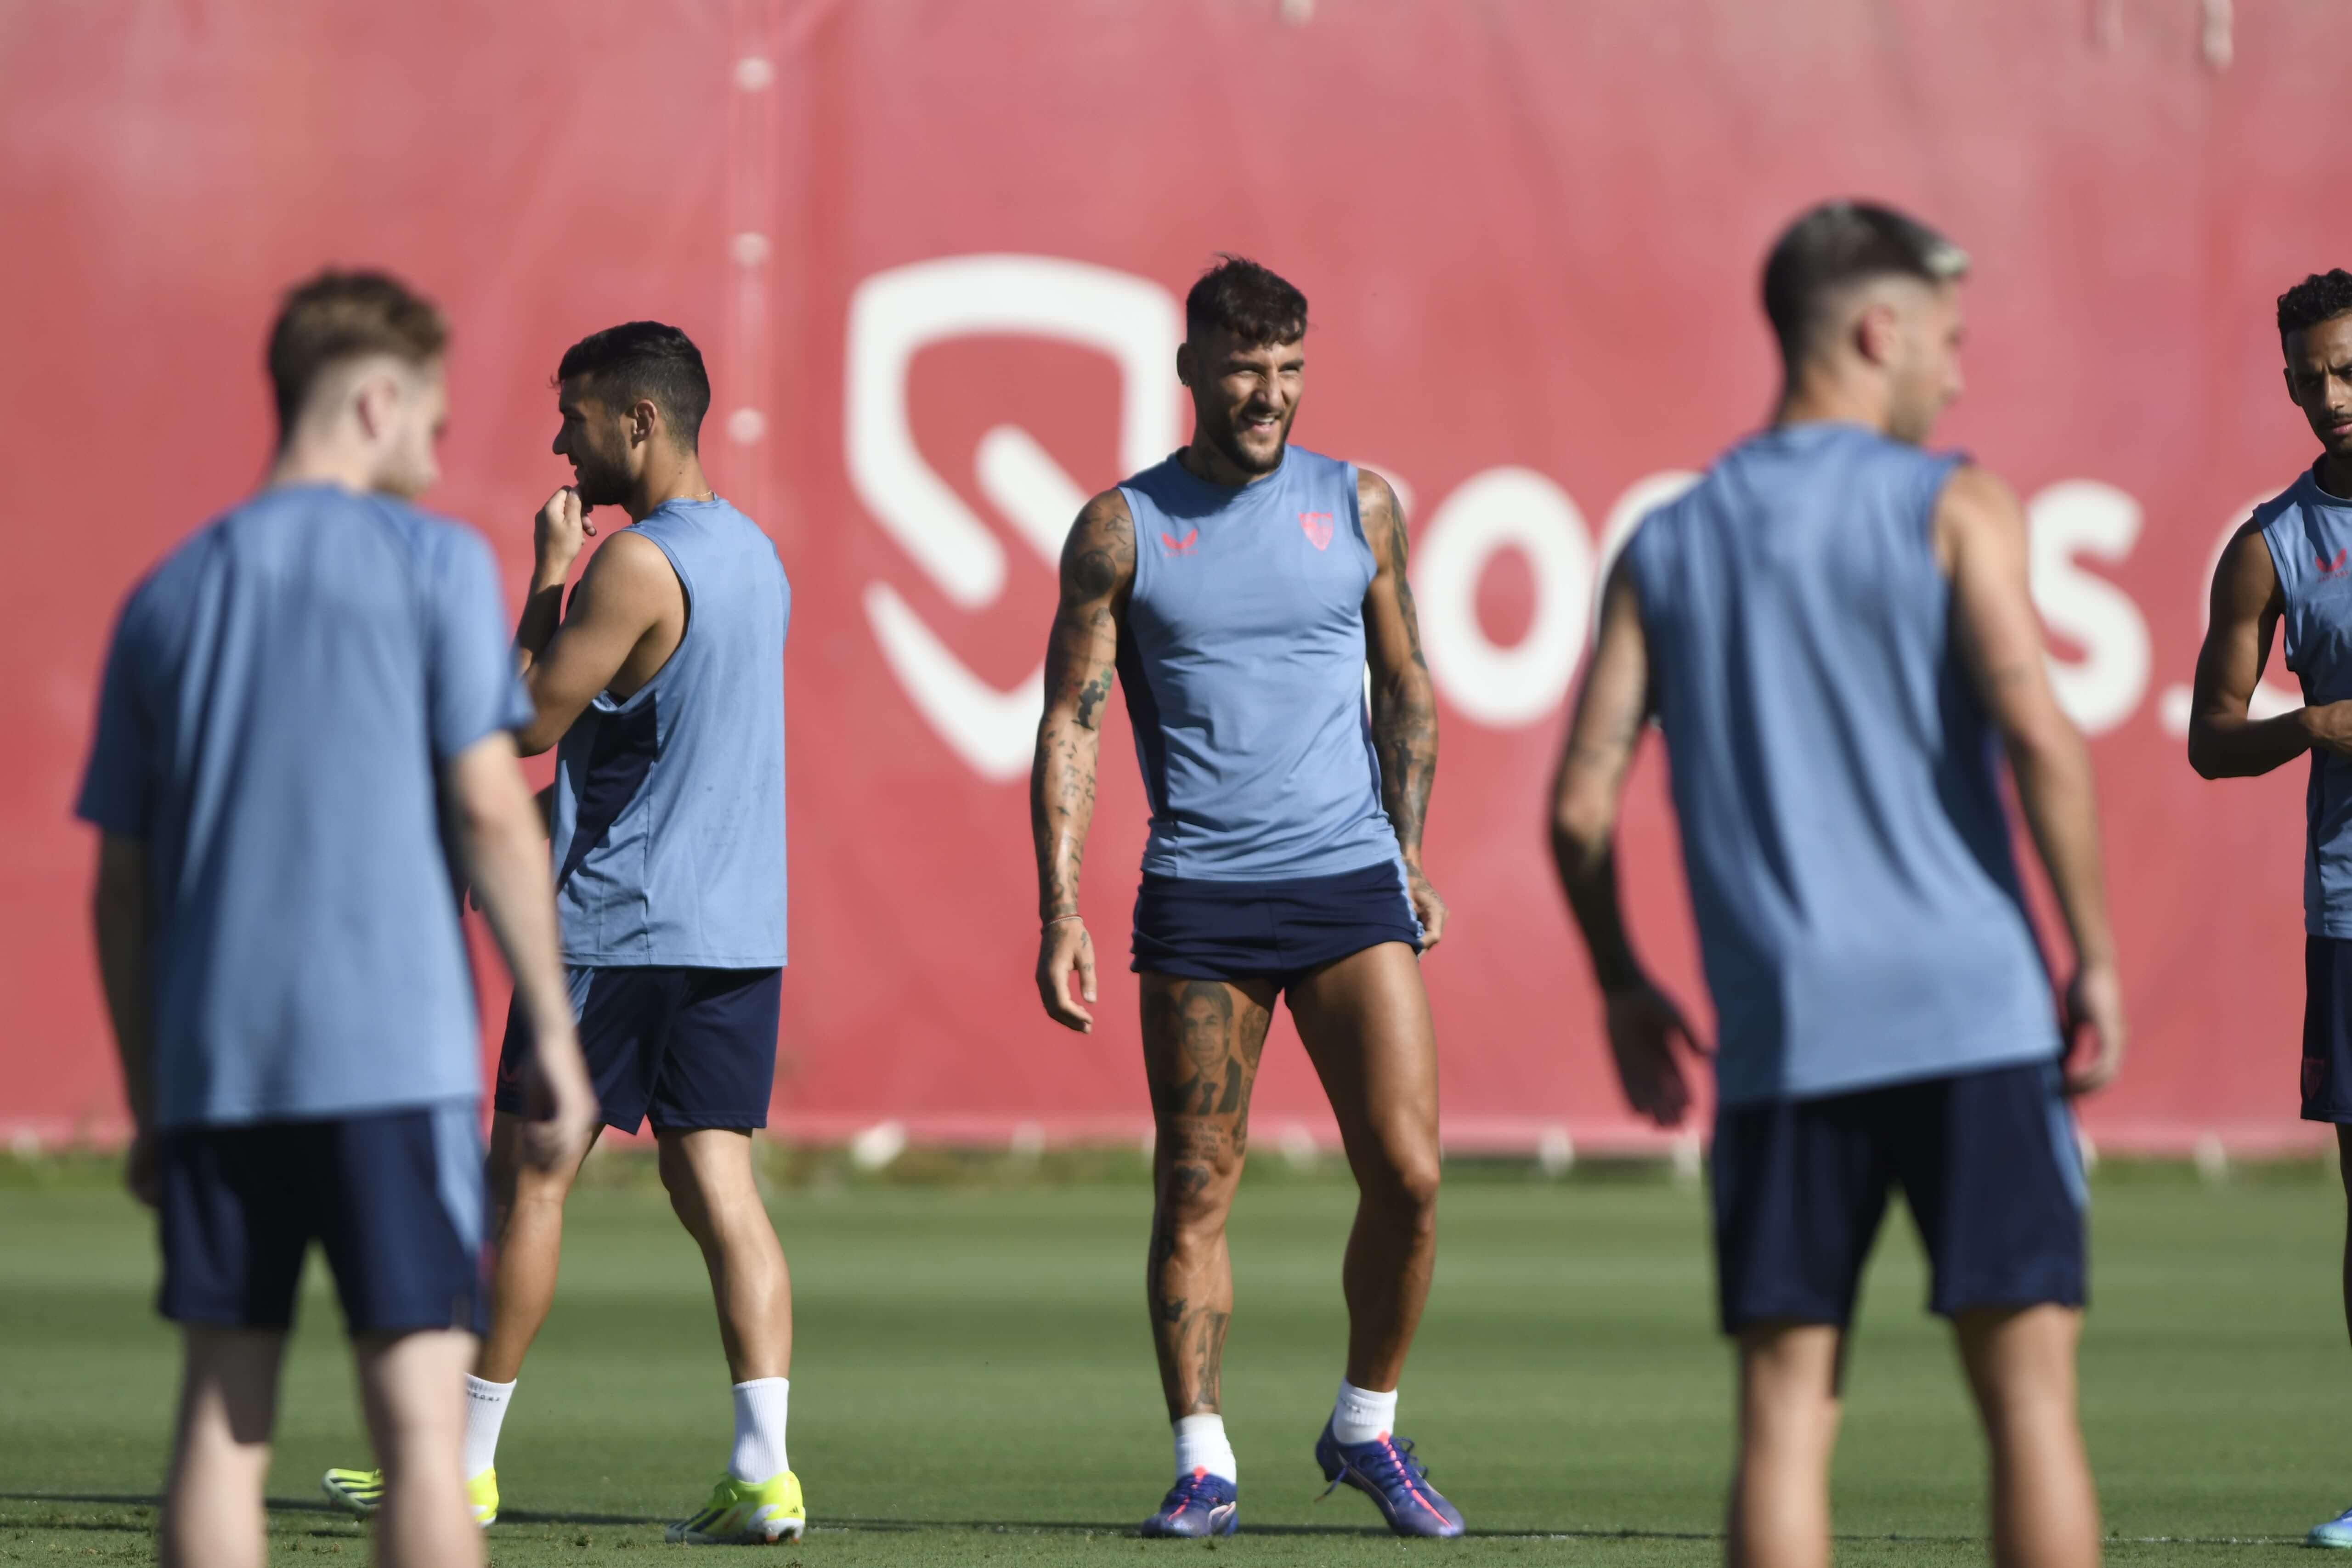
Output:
[79, 271, 599, 1568]
[1550, 201, 2125, 1568]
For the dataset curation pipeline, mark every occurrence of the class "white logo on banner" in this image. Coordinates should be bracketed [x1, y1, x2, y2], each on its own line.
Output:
[848, 255, 2201, 778]
[845, 255, 1183, 780]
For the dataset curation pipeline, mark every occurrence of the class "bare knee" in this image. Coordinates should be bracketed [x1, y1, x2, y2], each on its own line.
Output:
[487, 1114, 583, 1225]
[354, 1329, 472, 1464]
[655, 1138, 710, 1230]
[176, 1328, 286, 1450]
[656, 1130, 769, 1242]
[1357, 1145, 1441, 1230]
[1956, 1305, 2081, 1430]
[1736, 1323, 1844, 1453]
[1153, 1140, 1242, 1250]
[656, 1136, 690, 1197]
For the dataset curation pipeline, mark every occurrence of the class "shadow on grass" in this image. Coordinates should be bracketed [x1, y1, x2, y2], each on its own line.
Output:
[0, 1494, 2308, 1549]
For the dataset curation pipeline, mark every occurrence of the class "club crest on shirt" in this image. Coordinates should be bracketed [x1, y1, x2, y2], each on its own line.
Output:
[1299, 512, 1334, 550]
[1161, 528, 1199, 556]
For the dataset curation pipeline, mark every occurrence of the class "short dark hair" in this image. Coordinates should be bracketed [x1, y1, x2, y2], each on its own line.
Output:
[2278, 270, 2352, 345]
[1761, 200, 1970, 366]
[1185, 255, 1307, 345]
[266, 269, 447, 439]
[555, 321, 711, 448]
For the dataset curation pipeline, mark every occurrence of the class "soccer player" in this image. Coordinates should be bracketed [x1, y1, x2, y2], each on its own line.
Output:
[1029, 256, 1461, 1539]
[77, 271, 599, 1568]
[1549, 202, 2126, 1568]
[320, 323, 798, 1545]
[2187, 268, 2352, 1549]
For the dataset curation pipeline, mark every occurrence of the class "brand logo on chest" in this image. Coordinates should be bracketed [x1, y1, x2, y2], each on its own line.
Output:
[2322, 548, 2349, 580]
[1160, 528, 1199, 556]
[1299, 512, 1334, 551]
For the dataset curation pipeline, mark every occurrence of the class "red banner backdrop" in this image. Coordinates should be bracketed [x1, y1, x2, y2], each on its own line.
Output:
[7, 1, 2346, 1154]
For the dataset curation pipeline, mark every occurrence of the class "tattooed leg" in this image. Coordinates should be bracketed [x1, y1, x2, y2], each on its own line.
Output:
[1289, 942, 1442, 1393]
[1140, 973, 1276, 1421]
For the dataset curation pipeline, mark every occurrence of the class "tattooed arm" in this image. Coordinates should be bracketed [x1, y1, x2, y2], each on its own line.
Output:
[1030, 488, 1136, 1032]
[1359, 469, 1448, 949]
[1548, 555, 1704, 1126]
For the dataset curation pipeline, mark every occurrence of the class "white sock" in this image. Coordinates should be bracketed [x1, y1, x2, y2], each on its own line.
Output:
[1330, 1379, 1397, 1445]
[1172, 1413, 1237, 1484]
[729, 1378, 790, 1483]
[461, 1376, 515, 1480]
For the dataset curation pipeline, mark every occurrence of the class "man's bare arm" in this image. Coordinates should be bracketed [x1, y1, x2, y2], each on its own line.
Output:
[1359, 470, 1447, 948]
[1938, 464, 2126, 1094]
[1549, 561, 1648, 993]
[1029, 490, 1135, 1032]
[511, 528, 676, 757]
[91, 833, 159, 1201]
[2188, 521, 2352, 777]
[1549, 557, 1701, 1126]
[443, 732, 599, 1168]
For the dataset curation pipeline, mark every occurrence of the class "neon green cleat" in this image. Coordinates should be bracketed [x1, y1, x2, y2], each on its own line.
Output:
[320, 1466, 382, 1518]
[665, 1472, 806, 1545]
[319, 1466, 497, 1527]
[466, 1469, 498, 1527]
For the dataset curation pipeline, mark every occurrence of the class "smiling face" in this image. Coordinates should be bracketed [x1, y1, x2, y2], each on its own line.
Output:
[1179, 326, 1304, 477]
[2286, 312, 2352, 464]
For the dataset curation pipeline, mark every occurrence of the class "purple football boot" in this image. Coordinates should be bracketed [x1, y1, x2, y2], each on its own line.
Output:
[1314, 1419, 1464, 1538]
[1139, 1468, 1238, 1538]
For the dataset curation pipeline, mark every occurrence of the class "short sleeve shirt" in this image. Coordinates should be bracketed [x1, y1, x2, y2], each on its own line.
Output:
[75, 484, 531, 1128]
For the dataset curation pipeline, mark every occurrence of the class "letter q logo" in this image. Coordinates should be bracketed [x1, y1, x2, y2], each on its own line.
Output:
[845, 255, 1183, 780]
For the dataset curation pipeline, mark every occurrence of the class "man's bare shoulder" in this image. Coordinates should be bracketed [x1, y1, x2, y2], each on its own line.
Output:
[1930, 461, 2028, 571]
[1938, 461, 2024, 524]
[583, 526, 673, 579]
[1061, 489, 1136, 599]
[2213, 514, 2281, 605]
[1355, 466, 1402, 510]
[571, 526, 682, 617]
[1354, 468, 1409, 572]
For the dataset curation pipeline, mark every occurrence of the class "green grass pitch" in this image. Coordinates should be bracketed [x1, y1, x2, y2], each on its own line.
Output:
[2, 1156, 2346, 1564]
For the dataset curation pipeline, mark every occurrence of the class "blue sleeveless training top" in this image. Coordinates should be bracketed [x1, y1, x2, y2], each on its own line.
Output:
[2258, 465, 2352, 938]
[549, 497, 789, 967]
[1628, 422, 2058, 1105]
[74, 486, 527, 1127]
[1116, 447, 1404, 882]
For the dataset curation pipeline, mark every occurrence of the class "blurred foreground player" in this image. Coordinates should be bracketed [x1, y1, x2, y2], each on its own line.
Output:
[2187, 268, 2352, 1548]
[321, 323, 799, 1545]
[1030, 257, 1461, 1538]
[78, 272, 597, 1568]
[1550, 202, 2125, 1568]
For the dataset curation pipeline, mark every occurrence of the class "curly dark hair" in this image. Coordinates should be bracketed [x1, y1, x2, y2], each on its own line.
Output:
[2278, 270, 2352, 344]
[1185, 255, 1307, 346]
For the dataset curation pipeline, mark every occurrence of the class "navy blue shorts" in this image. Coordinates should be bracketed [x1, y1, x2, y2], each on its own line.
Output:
[2302, 937, 2352, 1122]
[157, 1104, 487, 1336]
[1710, 1059, 2086, 1335]
[1131, 859, 1423, 990]
[495, 966, 782, 1134]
